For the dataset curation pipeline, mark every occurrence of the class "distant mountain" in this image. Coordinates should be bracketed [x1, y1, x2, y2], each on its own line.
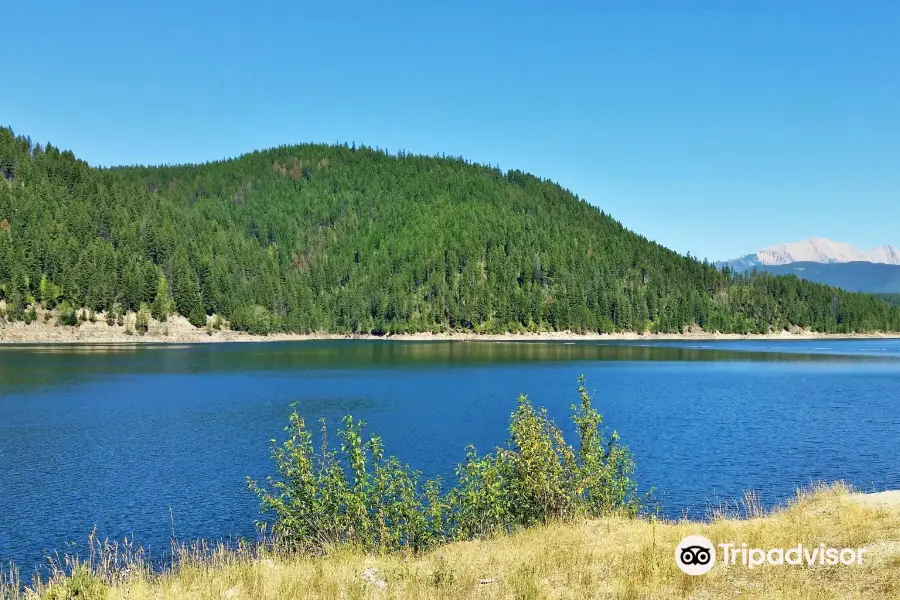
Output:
[717, 238, 900, 294]
[866, 245, 900, 265]
[752, 262, 900, 294]
[719, 238, 900, 271]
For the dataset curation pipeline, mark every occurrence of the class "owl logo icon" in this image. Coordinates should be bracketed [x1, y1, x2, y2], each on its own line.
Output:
[676, 535, 716, 575]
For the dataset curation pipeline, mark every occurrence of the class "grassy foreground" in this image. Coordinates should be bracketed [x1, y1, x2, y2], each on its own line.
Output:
[12, 484, 899, 600]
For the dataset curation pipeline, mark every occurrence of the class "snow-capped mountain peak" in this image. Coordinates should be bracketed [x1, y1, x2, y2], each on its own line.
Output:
[720, 238, 900, 270]
[756, 238, 869, 265]
[865, 245, 900, 265]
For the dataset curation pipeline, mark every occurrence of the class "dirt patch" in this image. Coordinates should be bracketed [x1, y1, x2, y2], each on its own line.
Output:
[846, 491, 900, 511]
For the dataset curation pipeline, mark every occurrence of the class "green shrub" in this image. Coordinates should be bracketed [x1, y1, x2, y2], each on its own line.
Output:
[186, 306, 206, 328]
[571, 376, 639, 516]
[448, 377, 639, 538]
[105, 302, 122, 327]
[39, 275, 62, 310]
[57, 301, 78, 327]
[231, 304, 274, 335]
[249, 377, 639, 555]
[250, 414, 420, 553]
[151, 274, 172, 322]
[135, 303, 151, 334]
[23, 306, 37, 324]
[6, 289, 24, 321]
[42, 564, 107, 600]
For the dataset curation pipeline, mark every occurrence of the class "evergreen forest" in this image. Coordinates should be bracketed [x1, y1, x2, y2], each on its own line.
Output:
[2, 126, 899, 335]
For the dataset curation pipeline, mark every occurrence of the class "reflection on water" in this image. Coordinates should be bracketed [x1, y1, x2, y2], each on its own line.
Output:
[3, 339, 899, 392]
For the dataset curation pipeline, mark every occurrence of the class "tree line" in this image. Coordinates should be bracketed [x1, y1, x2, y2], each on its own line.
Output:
[2, 126, 900, 335]
[875, 293, 900, 306]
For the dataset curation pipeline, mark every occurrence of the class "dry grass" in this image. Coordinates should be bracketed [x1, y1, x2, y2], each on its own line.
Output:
[8, 483, 900, 600]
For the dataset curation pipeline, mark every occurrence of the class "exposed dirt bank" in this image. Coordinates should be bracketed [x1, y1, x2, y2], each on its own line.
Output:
[1, 308, 898, 344]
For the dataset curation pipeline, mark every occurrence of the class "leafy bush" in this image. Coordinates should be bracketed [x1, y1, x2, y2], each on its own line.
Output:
[135, 303, 151, 334]
[106, 302, 122, 327]
[57, 301, 78, 327]
[249, 413, 446, 554]
[231, 304, 275, 335]
[249, 377, 638, 555]
[39, 275, 62, 310]
[23, 306, 37, 324]
[6, 289, 24, 321]
[151, 274, 172, 322]
[572, 377, 639, 516]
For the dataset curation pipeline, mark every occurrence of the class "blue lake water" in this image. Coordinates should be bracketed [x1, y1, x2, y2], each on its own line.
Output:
[1, 339, 899, 572]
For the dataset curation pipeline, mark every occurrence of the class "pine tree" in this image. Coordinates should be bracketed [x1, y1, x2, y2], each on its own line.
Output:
[170, 250, 205, 327]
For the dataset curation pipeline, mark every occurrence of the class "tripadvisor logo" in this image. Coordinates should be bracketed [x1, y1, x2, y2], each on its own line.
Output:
[676, 535, 716, 575]
[675, 535, 868, 575]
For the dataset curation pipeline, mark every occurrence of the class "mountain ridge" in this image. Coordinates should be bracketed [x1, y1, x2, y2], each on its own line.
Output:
[748, 262, 900, 295]
[717, 238, 900, 295]
[716, 237, 900, 270]
[722, 237, 900, 269]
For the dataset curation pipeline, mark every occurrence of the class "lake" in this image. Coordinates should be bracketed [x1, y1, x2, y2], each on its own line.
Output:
[1, 339, 899, 572]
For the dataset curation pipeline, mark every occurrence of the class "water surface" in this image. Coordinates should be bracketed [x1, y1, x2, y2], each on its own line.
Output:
[1, 339, 899, 571]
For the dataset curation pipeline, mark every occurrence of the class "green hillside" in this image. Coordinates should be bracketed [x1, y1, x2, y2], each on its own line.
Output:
[2, 126, 899, 335]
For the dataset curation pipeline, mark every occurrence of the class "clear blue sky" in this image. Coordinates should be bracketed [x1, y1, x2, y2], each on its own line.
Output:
[3, 1, 898, 260]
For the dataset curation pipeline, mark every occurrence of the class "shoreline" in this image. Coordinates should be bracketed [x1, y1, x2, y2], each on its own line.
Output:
[1, 315, 899, 345]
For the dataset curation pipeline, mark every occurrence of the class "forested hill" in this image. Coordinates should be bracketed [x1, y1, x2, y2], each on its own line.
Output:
[2, 126, 899, 335]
